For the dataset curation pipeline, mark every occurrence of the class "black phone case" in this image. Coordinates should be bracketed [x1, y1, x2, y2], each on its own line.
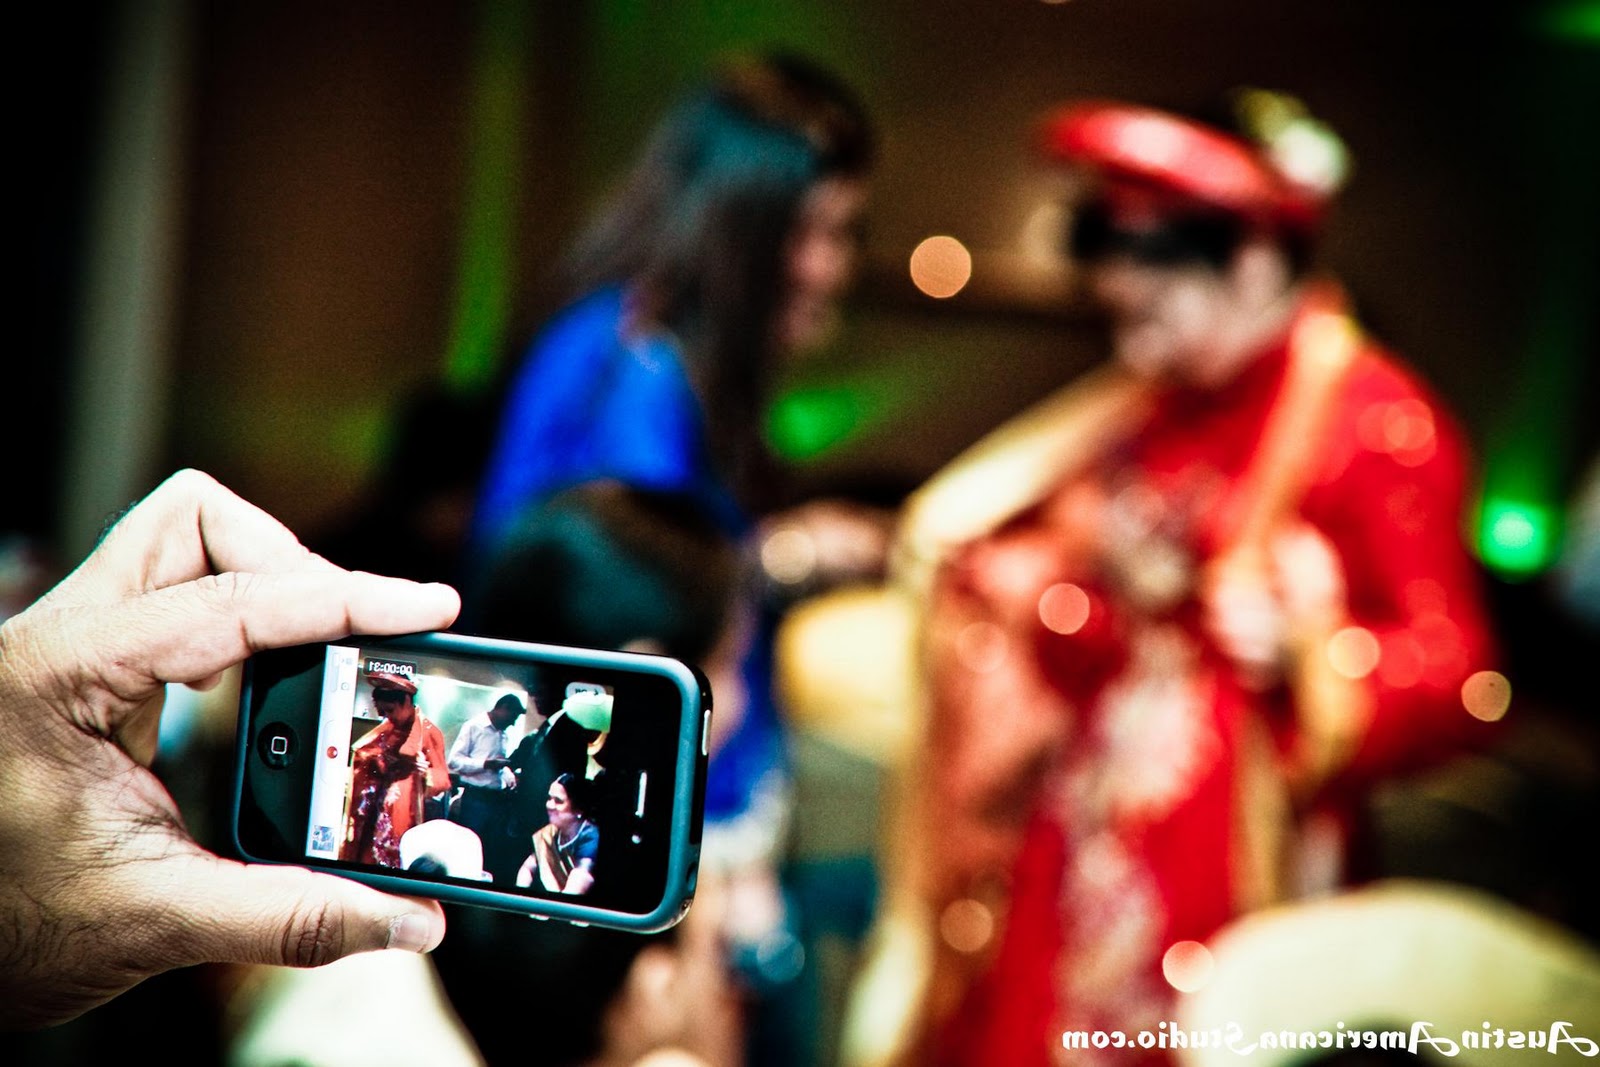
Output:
[232, 630, 709, 933]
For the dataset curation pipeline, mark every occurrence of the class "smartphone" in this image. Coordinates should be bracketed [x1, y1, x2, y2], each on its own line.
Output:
[232, 631, 710, 932]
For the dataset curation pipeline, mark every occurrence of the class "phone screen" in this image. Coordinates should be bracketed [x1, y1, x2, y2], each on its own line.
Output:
[235, 634, 705, 923]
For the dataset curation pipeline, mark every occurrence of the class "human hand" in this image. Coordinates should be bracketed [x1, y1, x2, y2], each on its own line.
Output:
[1268, 523, 1346, 634]
[1202, 556, 1288, 688]
[0, 469, 461, 1029]
[1202, 525, 1345, 689]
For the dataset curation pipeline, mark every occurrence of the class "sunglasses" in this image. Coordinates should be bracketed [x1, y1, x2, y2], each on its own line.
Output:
[1067, 201, 1241, 269]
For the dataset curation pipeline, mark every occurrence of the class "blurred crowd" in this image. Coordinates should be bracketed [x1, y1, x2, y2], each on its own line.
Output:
[7, 39, 1599, 1067]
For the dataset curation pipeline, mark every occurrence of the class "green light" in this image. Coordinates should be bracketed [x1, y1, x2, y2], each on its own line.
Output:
[1536, 1, 1600, 41]
[442, 0, 529, 395]
[767, 386, 865, 461]
[1491, 511, 1538, 552]
[764, 349, 944, 462]
[1478, 499, 1560, 576]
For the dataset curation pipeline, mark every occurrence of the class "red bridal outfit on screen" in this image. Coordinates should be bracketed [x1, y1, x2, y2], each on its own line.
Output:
[915, 293, 1500, 1067]
[341, 710, 451, 869]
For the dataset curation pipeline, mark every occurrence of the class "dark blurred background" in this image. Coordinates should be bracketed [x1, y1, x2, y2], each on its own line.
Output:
[16, 1, 1595, 551]
[11, 1, 1598, 1064]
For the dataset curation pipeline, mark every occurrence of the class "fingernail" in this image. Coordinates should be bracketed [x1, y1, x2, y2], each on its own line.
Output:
[387, 913, 441, 953]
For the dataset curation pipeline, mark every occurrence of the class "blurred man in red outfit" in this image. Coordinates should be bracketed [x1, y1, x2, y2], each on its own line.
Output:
[865, 92, 1504, 1067]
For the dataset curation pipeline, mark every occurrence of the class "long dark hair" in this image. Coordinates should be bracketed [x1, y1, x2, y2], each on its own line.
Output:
[562, 51, 873, 494]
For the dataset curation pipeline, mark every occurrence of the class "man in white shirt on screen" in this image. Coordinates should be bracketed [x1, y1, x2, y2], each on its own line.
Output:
[446, 693, 524, 878]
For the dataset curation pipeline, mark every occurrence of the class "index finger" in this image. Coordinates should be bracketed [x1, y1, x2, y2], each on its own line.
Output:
[57, 470, 339, 608]
[74, 568, 461, 698]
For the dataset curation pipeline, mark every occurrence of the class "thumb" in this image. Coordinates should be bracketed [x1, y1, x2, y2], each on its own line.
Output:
[157, 856, 446, 970]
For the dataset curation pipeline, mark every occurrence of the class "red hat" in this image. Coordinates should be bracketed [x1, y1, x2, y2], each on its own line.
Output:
[1036, 99, 1337, 235]
[365, 670, 417, 695]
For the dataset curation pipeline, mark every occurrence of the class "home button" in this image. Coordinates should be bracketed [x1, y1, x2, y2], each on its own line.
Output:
[257, 722, 299, 769]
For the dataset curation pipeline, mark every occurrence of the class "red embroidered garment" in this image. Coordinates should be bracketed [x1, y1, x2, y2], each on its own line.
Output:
[341, 714, 451, 869]
[918, 300, 1500, 1066]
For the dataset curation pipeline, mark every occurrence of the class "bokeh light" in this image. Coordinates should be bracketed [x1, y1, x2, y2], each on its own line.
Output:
[1376, 633, 1425, 688]
[940, 898, 995, 954]
[1162, 940, 1214, 993]
[1357, 399, 1438, 467]
[956, 621, 1008, 674]
[909, 235, 973, 298]
[1461, 670, 1513, 722]
[761, 526, 818, 586]
[1479, 498, 1559, 578]
[1038, 582, 1091, 635]
[1326, 626, 1381, 679]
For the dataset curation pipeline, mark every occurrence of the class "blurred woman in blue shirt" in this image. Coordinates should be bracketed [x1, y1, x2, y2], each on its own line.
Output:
[471, 51, 874, 550]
